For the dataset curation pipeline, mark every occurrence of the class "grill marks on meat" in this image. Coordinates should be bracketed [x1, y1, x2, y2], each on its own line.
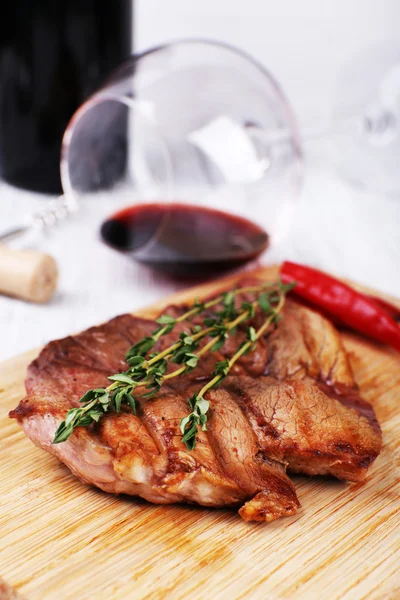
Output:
[205, 387, 299, 521]
[265, 301, 355, 386]
[139, 387, 246, 507]
[9, 298, 382, 522]
[224, 376, 381, 481]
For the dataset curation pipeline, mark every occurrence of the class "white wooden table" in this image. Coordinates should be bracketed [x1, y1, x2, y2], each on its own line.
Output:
[1, 163, 399, 363]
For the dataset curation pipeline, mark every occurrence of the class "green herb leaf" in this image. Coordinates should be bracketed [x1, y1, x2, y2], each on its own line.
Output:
[196, 397, 209, 415]
[179, 414, 192, 435]
[79, 389, 105, 404]
[210, 338, 225, 352]
[127, 336, 156, 357]
[188, 393, 198, 411]
[184, 354, 199, 369]
[53, 422, 74, 444]
[247, 326, 257, 342]
[108, 373, 136, 385]
[223, 291, 235, 306]
[113, 390, 123, 413]
[64, 408, 80, 427]
[258, 293, 271, 313]
[156, 315, 176, 325]
[123, 393, 137, 414]
[214, 359, 230, 378]
[194, 297, 205, 310]
[179, 333, 194, 345]
[88, 410, 103, 423]
[126, 355, 146, 368]
[203, 317, 217, 327]
[242, 301, 256, 317]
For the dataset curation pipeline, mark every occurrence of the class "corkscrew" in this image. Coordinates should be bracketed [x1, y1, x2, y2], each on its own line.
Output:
[0, 195, 77, 243]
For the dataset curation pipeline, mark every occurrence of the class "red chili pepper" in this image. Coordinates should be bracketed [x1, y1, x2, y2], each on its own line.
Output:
[280, 261, 400, 352]
[368, 295, 400, 322]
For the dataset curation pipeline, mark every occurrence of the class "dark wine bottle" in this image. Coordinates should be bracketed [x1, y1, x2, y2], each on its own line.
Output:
[0, 1, 132, 194]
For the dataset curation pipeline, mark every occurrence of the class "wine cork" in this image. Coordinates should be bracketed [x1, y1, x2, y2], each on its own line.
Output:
[0, 245, 58, 303]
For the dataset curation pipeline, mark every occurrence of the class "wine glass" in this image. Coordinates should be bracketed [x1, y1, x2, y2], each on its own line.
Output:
[270, 40, 400, 196]
[245, 40, 400, 198]
[58, 39, 303, 276]
[331, 40, 400, 196]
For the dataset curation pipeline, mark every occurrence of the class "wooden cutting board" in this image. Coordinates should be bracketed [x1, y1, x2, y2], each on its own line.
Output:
[1, 266, 399, 600]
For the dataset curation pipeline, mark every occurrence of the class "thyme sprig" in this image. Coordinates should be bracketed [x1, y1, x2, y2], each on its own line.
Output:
[52, 281, 294, 447]
[180, 290, 287, 449]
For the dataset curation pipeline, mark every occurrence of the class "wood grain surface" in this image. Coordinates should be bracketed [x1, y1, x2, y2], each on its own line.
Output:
[0, 266, 399, 600]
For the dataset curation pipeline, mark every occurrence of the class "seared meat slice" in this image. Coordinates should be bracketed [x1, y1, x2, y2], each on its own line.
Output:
[10, 294, 382, 522]
[204, 387, 299, 521]
[224, 376, 381, 481]
[265, 300, 355, 386]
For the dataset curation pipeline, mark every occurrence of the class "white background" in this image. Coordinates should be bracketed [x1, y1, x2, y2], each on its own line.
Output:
[0, 1, 399, 362]
[136, 0, 399, 126]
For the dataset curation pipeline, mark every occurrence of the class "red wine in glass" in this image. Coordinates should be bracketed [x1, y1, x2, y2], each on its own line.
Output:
[100, 203, 269, 278]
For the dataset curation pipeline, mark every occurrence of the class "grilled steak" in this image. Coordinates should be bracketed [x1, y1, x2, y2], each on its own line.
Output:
[9, 292, 382, 522]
